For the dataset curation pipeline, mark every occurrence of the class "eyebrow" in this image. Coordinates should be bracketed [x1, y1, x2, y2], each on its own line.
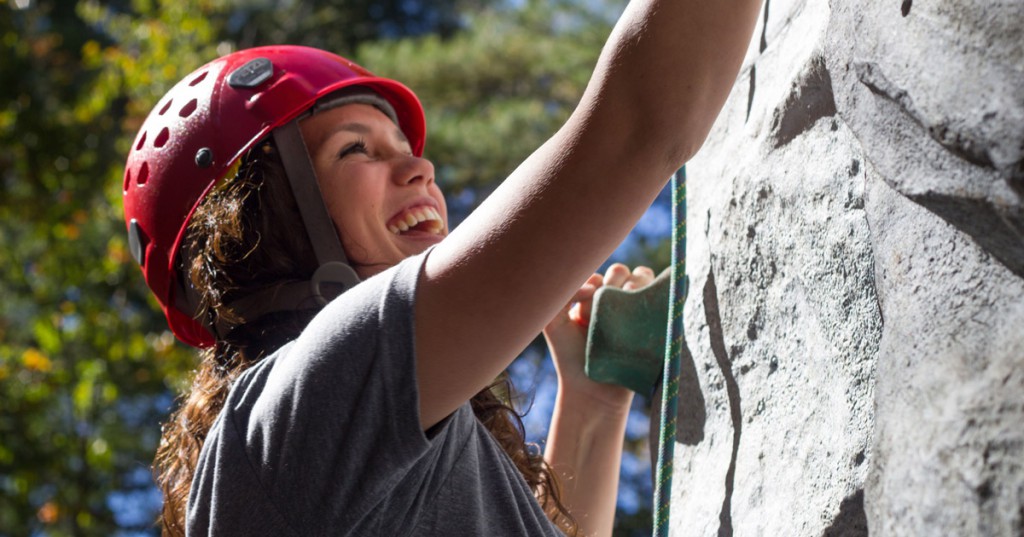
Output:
[315, 122, 409, 154]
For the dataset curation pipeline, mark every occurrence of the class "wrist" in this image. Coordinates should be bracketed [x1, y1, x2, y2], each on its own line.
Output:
[555, 377, 634, 418]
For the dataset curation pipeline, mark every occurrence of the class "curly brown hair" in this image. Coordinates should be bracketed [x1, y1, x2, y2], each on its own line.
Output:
[152, 141, 578, 536]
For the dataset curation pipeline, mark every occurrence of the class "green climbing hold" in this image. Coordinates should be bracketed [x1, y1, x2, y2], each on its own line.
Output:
[584, 267, 672, 394]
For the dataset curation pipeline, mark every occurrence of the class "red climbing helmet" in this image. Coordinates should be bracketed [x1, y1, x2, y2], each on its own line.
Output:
[122, 45, 426, 348]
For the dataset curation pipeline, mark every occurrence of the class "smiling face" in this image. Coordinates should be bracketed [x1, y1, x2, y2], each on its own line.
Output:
[299, 103, 447, 279]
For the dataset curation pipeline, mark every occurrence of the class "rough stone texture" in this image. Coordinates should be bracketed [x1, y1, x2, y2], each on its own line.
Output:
[668, 0, 1024, 535]
[826, 0, 1024, 278]
[862, 162, 1024, 537]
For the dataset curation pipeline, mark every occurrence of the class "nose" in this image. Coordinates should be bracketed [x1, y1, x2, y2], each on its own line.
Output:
[393, 154, 435, 187]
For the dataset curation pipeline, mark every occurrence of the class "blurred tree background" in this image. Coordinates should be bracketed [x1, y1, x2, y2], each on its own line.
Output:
[0, 0, 668, 534]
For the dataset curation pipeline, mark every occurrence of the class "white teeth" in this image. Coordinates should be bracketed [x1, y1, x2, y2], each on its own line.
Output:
[388, 206, 444, 235]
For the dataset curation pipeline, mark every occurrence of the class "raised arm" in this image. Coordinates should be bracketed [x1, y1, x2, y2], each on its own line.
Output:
[415, 0, 763, 427]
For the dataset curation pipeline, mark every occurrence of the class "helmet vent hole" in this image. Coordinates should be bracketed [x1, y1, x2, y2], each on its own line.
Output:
[137, 162, 150, 185]
[188, 70, 208, 86]
[179, 99, 198, 118]
[154, 127, 170, 148]
[136, 131, 147, 150]
[159, 99, 173, 115]
[123, 169, 132, 192]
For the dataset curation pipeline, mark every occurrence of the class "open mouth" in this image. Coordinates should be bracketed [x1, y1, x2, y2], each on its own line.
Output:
[387, 205, 445, 236]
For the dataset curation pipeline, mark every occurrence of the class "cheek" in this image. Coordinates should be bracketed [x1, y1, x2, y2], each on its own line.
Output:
[318, 184, 348, 224]
[428, 184, 447, 210]
[316, 186, 363, 243]
[317, 168, 374, 220]
[330, 195, 375, 233]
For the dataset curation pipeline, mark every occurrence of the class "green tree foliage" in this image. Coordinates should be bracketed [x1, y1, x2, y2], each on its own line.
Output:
[0, 0, 217, 534]
[222, 0, 480, 53]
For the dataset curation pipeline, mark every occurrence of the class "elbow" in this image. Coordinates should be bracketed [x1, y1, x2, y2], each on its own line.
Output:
[662, 134, 701, 171]
[602, 89, 716, 174]
[627, 114, 705, 176]
[649, 103, 728, 173]
[565, 87, 713, 176]
[645, 93, 724, 171]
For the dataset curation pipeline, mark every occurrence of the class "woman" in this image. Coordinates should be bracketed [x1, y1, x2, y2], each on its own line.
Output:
[123, 0, 762, 535]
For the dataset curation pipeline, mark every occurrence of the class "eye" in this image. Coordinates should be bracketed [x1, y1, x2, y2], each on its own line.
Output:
[337, 138, 368, 160]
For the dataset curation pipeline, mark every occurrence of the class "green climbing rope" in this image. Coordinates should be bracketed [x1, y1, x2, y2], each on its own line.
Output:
[653, 167, 686, 536]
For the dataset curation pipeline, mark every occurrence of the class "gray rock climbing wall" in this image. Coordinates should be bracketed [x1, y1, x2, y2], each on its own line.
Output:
[670, 0, 1023, 535]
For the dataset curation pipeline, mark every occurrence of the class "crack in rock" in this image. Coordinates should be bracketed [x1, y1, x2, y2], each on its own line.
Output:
[747, 66, 757, 124]
[746, 0, 770, 123]
[759, 0, 770, 54]
[676, 328, 707, 446]
[704, 268, 742, 537]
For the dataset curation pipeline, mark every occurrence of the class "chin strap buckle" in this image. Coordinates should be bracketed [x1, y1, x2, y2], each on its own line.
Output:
[311, 262, 361, 305]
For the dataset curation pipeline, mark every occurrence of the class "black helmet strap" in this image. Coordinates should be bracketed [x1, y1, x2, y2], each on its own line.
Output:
[272, 120, 355, 274]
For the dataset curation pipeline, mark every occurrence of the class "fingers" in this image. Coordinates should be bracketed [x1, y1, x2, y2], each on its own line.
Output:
[569, 302, 588, 326]
[604, 263, 631, 288]
[572, 273, 604, 302]
[624, 265, 655, 291]
[566, 265, 655, 327]
[604, 263, 655, 291]
[569, 273, 603, 327]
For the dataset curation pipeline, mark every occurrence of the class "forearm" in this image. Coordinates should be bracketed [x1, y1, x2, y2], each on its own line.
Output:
[544, 388, 632, 537]
[585, 0, 765, 152]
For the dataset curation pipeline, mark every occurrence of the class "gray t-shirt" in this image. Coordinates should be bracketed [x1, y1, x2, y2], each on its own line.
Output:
[186, 251, 563, 536]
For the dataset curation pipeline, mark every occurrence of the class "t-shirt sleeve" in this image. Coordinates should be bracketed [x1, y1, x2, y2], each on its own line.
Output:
[196, 251, 436, 535]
